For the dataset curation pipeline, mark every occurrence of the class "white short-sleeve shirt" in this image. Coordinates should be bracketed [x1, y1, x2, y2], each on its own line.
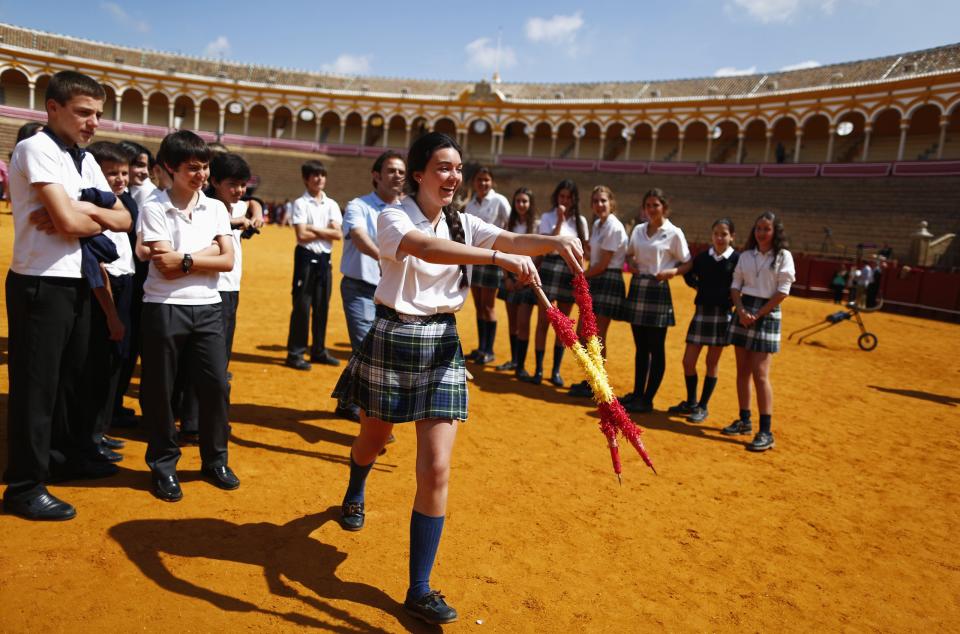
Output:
[141, 190, 232, 304]
[291, 191, 342, 254]
[538, 208, 589, 240]
[130, 179, 158, 209]
[9, 130, 110, 277]
[590, 215, 629, 270]
[628, 219, 690, 275]
[731, 248, 796, 298]
[376, 197, 502, 315]
[464, 189, 510, 229]
[103, 226, 136, 277]
[217, 199, 248, 292]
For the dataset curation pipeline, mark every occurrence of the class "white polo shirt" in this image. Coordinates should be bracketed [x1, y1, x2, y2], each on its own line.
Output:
[291, 191, 342, 254]
[376, 197, 502, 316]
[464, 189, 510, 229]
[628, 219, 690, 275]
[217, 199, 248, 292]
[538, 208, 589, 240]
[732, 248, 795, 298]
[141, 190, 232, 304]
[103, 226, 136, 276]
[590, 215, 629, 270]
[9, 130, 110, 277]
[130, 179, 158, 209]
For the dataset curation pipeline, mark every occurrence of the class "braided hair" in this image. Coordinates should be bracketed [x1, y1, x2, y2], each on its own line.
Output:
[550, 179, 585, 242]
[406, 132, 469, 288]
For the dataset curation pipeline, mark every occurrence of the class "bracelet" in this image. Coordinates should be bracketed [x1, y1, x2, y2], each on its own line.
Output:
[491, 250, 499, 265]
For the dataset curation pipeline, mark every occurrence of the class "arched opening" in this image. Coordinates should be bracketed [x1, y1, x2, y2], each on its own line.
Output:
[554, 122, 576, 159]
[742, 119, 767, 163]
[119, 88, 144, 124]
[222, 100, 244, 135]
[386, 114, 407, 149]
[532, 121, 553, 157]
[770, 117, 797, 163]
[577, 122, 601, 159]
[631, 123, 654, 161]
[198, 98, 220, 133]
[655, 121, 680, 161]
[501, 120, 528, 156]
[832, 111, 867, 162]
[318, 111, 341, 144]
[683, 120, 709, 162]
[463, 118, 492, 159]
[869, 107, 903, 161]
[102, 85, 117, 121]
[434, 117, 456, 137]
[272, 106, 293, 139]
[172, 95, 195, 131]
[942, 103, 960, 159]
[365, 113, 385, 146]
[0, 68, 30, 108]
[147, 92, 170, 128]
[295, 108, 318, 142]
[342, 112, 364, 145]
[905, 104, 942, 160]
[710, 120, 739, 163]
[798, 113, 829, 162]
[409, 116, 429, 143]
[603, 123, 627, 160]
[33, 75, 51, 111]
[247, 104, 269, 137]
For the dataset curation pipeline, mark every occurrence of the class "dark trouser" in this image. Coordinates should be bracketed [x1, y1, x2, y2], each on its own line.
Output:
[4, 272, 91, 502]
[141, 303, 230, 477]
[179, 290, 238, 433]
[631, 325, 668, 401]
[85, 273, 134, 444]
[287, 246, 332, 357]
[114, 264, 146, 415]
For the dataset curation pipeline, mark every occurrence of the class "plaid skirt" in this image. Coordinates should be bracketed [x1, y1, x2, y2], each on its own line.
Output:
[500, 273, 537, 305]
[686, 305, 733, 347]
[539, 254, 575, 304]
[588, 269, 626, 318]
[331, 305, 468, 423]
[621, 275, 675, 327]
[471, 263, 502, 289]
[729, 295, 781, 353]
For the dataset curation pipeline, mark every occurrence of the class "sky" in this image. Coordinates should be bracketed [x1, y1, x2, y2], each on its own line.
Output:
[1, 1, 957, 84]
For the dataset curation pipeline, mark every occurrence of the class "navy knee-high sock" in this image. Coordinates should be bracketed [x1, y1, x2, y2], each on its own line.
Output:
[508, 334, 517, 363]
[407, 510, 445, 602]
[699, 376, 718, 408]
[486, 321, 497, 355]
[551, 345, 565, 374]
[343, 453, 374, 505]
[685, 374, 698, 405]
[477, 320, 488, 355]
[534, 349, 545, 374]
[516, 338, 529, 371]
[759, 414, 772, 434]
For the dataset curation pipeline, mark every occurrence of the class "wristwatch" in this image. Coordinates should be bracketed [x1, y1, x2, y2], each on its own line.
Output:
[181, 253, 193, 274]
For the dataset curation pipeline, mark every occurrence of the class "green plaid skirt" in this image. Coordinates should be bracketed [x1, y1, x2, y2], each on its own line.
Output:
[539, 254, 575, 304]
[729, 295, 781, 353]
[686, 305, 733, 347]
[620, 275, 676, 327]
[587, 269, 626, 318]
[471, 263, 502, 289]
[332, 305, 468, 423]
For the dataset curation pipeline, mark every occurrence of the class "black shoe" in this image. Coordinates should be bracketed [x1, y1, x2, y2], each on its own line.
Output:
[101, 436, 125, 450]
[201, 464, 240, 490]
[619, 392, 638, 404]
[625, 398, 652, 413]
[521, 370, 543, 385]
[515, 368, 531, 380]
[549, 372, 564, 387]
[687, 406, 708, 423]
[747, 431, 775, 452]
[152, 473, 183, 502]
[495, 360, 517, 371]
[285, 356, 312, 371]
[466, 349, 482, 362]
[4, 491, 76, 521]
[340, 501, 365, 531]
[404, 590, 458, 625]
[93, 444, 123, 463]
[721, 419, 753, 436]
[335, 403, 361, 422]
[177, 431, 200, 446]
[667, 401, 696, 415]
[50, 458, 119, 482]
[310, 352, 341, 366]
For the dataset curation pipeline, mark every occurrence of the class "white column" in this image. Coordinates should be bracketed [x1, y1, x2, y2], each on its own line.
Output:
[763, 132, 773, 163]
[861, 125, 872, 161]
[315, 120, 323, 145]
[574, 135, 582, 159]
[897, 121, 909, 161]
[193, 107, 200, 132]
[405, 125, 412, 148]
[490, 131, 498, 156]
[677, 133, 685, 161]
[736, 132, 745, 164]
[624, 136, 632, 161]
[291, 115, 298, 140]
[267, 111, 275, 138]
[243, 110, 250, 136]
[498, 133, 504, 156]
[649, 134, 658, 161]
[28, 80, 36, 110]
[937, 116, 949, 159]
[793, 130, 803, 163]
[705, 134, 712, 162]
[360, 123, 367, 146]
[527, 133, 535, 157]
[550, 133, 558, 158]
[598, 134, 606, 160]
[825, 126, 836, 162]
[167, 102, 175, 129]
[115, 96, 123, 123]
[460, 129, 469, 153]
[218, 107, 226, 136]
[142, 100, 149, 125]
[382, 126, 390, 148]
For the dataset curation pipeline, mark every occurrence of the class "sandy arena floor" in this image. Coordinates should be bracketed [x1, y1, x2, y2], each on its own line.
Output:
[0, 223, 957, 632]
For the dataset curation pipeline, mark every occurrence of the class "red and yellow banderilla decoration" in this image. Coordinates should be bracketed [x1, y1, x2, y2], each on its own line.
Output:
[533, 274, 656, 482]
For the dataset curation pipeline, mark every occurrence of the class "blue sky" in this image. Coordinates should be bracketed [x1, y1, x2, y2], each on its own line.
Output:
[1, 1, 957, 83]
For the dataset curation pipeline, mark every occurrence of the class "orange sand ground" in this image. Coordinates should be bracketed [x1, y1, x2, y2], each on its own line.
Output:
[0, 223, 958, 632]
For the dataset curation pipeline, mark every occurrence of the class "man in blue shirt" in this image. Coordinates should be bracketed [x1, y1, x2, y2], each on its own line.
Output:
[335, 151, 406, 421]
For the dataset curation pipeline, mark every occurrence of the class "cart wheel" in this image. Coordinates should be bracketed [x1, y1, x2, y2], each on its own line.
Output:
[858, 332, 878, 351]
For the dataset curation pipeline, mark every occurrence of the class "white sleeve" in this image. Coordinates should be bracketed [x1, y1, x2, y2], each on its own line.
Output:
[579, 215, 590, 240]
[21, 142, 63, 186]
[627, 225, 639, 258]
[86, 157, 110, 191]
[776, 250, 796, 294]
[462, 212, 502, 249]
[731, 254, 746, 292]
[377, 208, 416, 262]
[140, 202, 170, 243]
[600, 223, 622, 253]
[329, 200, 343, 225]
[214, 202, 232, 237]
[673, 227, 691, 263]
[537, 212, 553, 235]
[290, 199, 308, 225]
[497, 195, 511, 229]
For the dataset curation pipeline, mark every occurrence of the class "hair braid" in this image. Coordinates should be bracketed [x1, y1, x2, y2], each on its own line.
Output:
[442, 206, 470, 288]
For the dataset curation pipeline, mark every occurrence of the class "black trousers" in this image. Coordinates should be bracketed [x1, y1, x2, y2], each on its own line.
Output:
[114, 263, 146, 415]
[141, 303, 230, 477]
[179, 290, 238, 433]
[4, 271, 91, 502]
[84, 273, 134, 444]
[286, 246, 332, 357]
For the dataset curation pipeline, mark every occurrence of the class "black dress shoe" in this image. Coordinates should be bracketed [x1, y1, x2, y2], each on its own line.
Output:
[285, 356, 312, 371]
[340, 501, 365, 531]
[101, 436, 125, 450]
[152, 473, 183, 502]
[549, 372, 564, 387]
[521, 370, 543, 385]
[201, 464, 240, 490]
[94, 444, 123, 463]
[4, 491, 76, 521]
[310, 352, 341, 366]
[50, 458, 119, 482]
[404, 590, 458, 625]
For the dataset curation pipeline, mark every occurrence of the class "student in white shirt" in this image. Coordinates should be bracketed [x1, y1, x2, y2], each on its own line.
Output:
[139, 131, 236, 502]
[4, 71, 131, 521]
[331, 132, 583, 625]
[618, 188, 691, 413]
[285, 160, 343, 370]
[724, 211, 795, 452]
[496, 187, 539, 378]
[463, 167, 511, 365]
[569, 185, 629, 397]
[525, 179, 589, 386]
